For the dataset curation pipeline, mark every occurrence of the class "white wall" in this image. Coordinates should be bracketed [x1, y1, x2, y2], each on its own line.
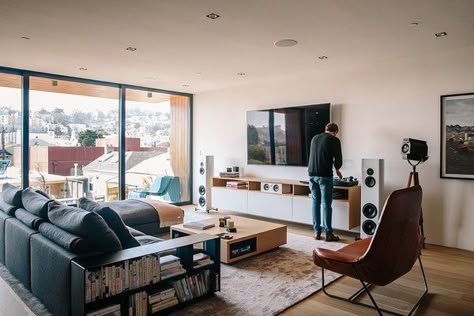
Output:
[193, 45, 474, 251]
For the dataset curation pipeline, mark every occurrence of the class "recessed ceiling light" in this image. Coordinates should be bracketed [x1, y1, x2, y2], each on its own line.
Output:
[79, 67, 87, 71]
[20, 36, 31, 40]
[274, 39, 298, 47]
[206, 13, 220, 19]
[237, 72, 246, 76]
[51, 80, 58, 87]
[147, 92, 153, 98]
[408, 22, 419, 27]
[182, 84, 190, 87]
[435, 32, 447, 37]
[126, 47, 137, 51]
[318, 56, 328, 60]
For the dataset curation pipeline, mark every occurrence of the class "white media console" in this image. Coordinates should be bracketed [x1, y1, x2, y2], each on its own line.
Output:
[212, 177, 361, 231]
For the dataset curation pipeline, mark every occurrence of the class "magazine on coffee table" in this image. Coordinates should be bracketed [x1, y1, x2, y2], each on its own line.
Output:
[183, 221, 215, 230]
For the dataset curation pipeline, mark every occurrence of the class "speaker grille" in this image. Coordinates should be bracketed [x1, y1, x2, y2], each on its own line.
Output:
[365, 176, 376, 187]
[362, 203, 378, 219]
[362, 220, 377, 235]
[263, 183, 270, 191]
[273, 184, 280, 192]
[198, 185, 206, 196]
[199, 167, 205, 175]
[199, 196, 206, 207]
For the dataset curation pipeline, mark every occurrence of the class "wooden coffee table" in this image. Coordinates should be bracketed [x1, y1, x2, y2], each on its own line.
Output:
[170, 215, 287, 263]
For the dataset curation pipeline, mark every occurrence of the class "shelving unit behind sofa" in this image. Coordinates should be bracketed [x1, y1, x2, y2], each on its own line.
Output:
[71, 234, 220, 316]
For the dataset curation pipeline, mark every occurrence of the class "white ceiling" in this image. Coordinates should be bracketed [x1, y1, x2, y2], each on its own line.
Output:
[1, 0, 473, 94]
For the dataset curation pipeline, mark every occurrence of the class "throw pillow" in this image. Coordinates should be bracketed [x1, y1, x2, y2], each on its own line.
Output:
[48, 201, 122, 252]
[78, 197, 140, 249]
[39, 223, 90, 254]
[2, 183, 23, 207]
[22, 188, 51, 219]
[0, 194, 18, 216]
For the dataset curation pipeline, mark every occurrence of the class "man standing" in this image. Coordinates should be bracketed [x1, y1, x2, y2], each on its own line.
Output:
[308, 122, 343, 241]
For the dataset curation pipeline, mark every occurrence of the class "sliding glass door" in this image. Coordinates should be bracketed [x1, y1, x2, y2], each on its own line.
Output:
[125, 88, 191, 203]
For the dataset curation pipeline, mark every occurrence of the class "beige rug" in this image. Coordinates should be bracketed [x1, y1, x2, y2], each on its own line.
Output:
[171, 233, 344, 316]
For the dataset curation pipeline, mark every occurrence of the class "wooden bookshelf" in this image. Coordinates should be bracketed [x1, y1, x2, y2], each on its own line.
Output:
[71, 234, 220, 316]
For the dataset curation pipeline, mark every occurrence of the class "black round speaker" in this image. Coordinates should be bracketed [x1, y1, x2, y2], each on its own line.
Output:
[362, 203, 378, 219]
[263, 183, 270, 191]
[365, 176, 376, 187]
[273, 184, 280, 192]
[198, 185, 206, 196]
[199, 196, 206, 207]
[401, 143, 410, 154]
[362, 220, 377, 235]
[367, 168, 374, 175]
[199, 167, 205, 175]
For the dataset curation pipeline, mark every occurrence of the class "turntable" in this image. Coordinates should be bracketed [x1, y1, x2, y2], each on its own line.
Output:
[333, 176, 359, 187]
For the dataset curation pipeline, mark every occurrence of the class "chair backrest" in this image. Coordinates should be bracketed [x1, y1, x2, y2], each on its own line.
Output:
[361, 185, 423, 285]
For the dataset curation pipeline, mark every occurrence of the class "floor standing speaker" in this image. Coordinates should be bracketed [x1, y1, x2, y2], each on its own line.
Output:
[360, 159, 384, 239]
[195, 155, 217, 212]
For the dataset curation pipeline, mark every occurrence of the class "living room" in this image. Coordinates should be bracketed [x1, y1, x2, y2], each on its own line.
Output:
[1, 1, 473, 315]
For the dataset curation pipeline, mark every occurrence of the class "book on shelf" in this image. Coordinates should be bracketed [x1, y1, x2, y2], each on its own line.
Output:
[86, 304, 120, 316]
[183, 221, 215, 230]
[193, 252, 214, 269]
[171, 270, 212, 303]
[160, 255, 186, 280]
[128, 291, 147, 316]
[148, 287, 179, 313]
[85, 255, 160, 303]
[226, 181, 248, 189]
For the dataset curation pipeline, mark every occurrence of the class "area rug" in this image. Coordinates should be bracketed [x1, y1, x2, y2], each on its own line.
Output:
[0, 263, 51, 316]
[171, 233, 345, 316]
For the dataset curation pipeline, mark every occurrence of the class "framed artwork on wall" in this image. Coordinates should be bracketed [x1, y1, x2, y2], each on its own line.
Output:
[440, 93, 474, 179]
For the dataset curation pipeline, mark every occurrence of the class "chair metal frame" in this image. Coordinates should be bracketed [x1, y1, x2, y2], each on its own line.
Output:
[321, 255, 428, 316]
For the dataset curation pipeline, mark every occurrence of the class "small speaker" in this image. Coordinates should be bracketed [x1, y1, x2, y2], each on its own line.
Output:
[196, 155, 214, 212]
[260, 182, 287, 194]
[360, 159, 384, 239]
[401, 138, 428, 161]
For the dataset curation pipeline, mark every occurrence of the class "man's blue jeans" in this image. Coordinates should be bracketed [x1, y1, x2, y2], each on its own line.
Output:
[309, 176, 334, 235]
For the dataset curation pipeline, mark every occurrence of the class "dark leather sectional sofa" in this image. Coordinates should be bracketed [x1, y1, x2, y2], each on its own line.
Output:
[0, 183, 175, 316]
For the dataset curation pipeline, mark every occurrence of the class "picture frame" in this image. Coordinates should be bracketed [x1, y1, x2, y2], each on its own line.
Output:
[440, 93, 474, 179]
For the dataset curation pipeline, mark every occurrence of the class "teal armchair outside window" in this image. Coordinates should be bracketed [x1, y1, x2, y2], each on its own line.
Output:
[128, 176, 181, 202]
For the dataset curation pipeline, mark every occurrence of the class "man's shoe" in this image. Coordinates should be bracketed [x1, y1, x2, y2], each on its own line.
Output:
[314, 234, 323, 240]
[325, 234, 340, 242]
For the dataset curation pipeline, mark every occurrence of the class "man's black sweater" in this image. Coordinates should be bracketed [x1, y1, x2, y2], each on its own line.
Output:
[308, 132, 343, 177]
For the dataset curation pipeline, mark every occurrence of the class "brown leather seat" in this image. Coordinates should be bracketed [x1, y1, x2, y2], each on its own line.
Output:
[313, 185, 428, 315]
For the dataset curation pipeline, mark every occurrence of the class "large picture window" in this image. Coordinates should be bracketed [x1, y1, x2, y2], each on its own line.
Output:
[0, 73, 22, 189]
[0, 68, 192, 204]
[124, 89, 191, 203]
[29, 77, 120, 201]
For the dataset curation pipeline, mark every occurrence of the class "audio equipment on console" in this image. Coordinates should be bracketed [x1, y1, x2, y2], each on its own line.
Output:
[195, 155, 217, 213]
[360, 159, 384, 239]
[260, 182, 282, 194]
[333, 176, 359, 187]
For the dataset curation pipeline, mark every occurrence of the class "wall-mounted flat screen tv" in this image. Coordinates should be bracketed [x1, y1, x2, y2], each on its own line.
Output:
[247, 103, 330, 166]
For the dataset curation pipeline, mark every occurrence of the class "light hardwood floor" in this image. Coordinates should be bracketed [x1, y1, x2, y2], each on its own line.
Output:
[184, 205, 474, 316]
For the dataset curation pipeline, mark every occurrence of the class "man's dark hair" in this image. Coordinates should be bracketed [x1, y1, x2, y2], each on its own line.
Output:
[325, 123, 339, 133]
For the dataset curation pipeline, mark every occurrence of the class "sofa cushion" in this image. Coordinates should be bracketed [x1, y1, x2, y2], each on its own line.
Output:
[22, 188, 51, 219]
[35, 189, 50, 199]
[0, 195, 18, 216]
[48, 201, 122, 252]
[78, 197, 140, 249]
[2, 183, 22, 207]
[15, 208, 46, 230]
[127, 225, 145, 237]
[38, 222, 90, 254]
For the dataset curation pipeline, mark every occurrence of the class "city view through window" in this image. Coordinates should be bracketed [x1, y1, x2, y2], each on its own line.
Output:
[0, 73, 190, 203]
